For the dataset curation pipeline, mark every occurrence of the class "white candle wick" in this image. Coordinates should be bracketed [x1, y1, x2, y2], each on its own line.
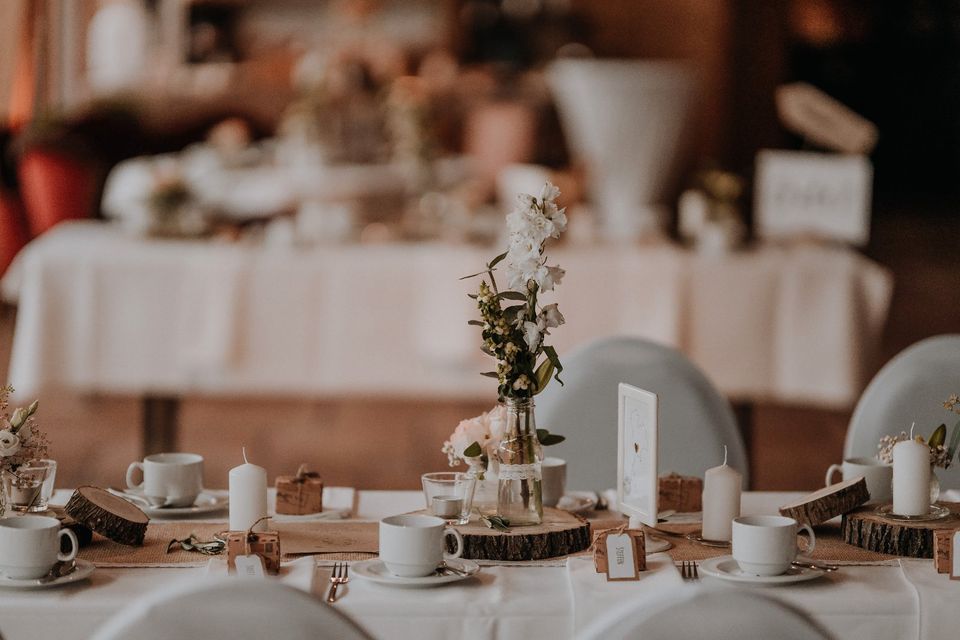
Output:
[909, 422, 916, 439]
[722, 444, 728, 466]
[243, 447, 249, 464]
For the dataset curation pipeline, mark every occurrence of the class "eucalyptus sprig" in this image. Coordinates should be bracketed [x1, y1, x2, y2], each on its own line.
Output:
[482, 515, 512, 532]
[166, 534, 225, 556]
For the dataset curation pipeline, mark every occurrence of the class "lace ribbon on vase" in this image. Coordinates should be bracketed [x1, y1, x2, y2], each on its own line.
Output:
[498, 463, 542, 482]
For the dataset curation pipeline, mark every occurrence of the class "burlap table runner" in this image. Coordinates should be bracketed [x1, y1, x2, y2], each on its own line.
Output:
[78, 520, 380, 567]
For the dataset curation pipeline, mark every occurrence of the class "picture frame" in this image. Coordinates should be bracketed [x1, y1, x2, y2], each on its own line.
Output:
[616, 383, 659, 527]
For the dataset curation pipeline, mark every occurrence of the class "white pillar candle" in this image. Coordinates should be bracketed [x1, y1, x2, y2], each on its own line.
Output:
[229, 448, 268, 532]
[701, 446, 742, 542]
[892, 427, 930, 516]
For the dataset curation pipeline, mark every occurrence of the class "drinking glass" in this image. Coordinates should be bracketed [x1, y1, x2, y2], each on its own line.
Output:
[2, 462, 54, 513]
[421, 472, 476, 525]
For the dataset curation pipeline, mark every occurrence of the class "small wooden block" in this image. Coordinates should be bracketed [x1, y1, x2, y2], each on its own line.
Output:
[64, 486, 149, 546]
[934, 529, 959, 573]
[593, 528, 646, 577]
[226, 530, 281, 576]
[779, 477, 869, 527]
[275, 471, 323, 515]
[658, 473, 703, 512]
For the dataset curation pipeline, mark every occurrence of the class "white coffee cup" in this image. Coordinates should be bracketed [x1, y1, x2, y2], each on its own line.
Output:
[732, 515, 816, 577]
[0, 515, 78, 579]
[542, 457, 567, 508]
[126, 452, 204, 508]
[825, 457, 892, 504]
[379, 514, 463, 577]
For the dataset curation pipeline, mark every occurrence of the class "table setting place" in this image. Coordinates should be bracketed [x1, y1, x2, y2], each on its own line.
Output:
[0, 184, 958, 640]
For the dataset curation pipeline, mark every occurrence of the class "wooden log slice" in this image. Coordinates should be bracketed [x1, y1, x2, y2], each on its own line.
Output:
[841, 502, 960, 558]
[65, 486, 149, 546]
[779, 477, 870, 527]
[426, 507, 591, 561]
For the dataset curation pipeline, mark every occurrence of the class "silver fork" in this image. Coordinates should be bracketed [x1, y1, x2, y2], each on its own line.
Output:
[326, 562, 349, 603]
[679, 560, 699, 581]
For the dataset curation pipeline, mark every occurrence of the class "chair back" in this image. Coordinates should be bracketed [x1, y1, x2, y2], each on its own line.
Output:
[845, 334, 960, 489]
[579, 586, 834, 640]
[537, 336, 747, 492]
[91, 577, 371, 640]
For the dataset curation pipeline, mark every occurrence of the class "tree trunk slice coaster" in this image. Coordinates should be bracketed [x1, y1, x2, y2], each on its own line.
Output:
[779, 477, 870, 527]
[65, 486, 150, 546]
[422, 507, 591, 561]
[841, 502, 960, 558]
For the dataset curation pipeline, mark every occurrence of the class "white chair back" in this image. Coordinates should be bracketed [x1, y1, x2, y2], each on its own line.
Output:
[91, 577, 371, 640]
[845, 334, 960, 489]
[579, 586, 833, 640]
[537, 336, 748, 492]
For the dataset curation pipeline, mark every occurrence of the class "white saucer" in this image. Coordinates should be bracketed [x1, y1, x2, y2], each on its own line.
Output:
[352, 558, 480, 588]
[0, 559, 95, 590]
[644, 535, 673, 554]
[556, 491, 598, 514]
[699, 556, 825, 585]
[113, 488, 229, 516]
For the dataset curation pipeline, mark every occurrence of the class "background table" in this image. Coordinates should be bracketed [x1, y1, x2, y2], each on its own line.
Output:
[0, 491, 952, 640]
[3, 222, 891, 407]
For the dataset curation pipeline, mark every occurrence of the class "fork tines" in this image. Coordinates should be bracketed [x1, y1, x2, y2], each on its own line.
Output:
[680, 560, 699, 580]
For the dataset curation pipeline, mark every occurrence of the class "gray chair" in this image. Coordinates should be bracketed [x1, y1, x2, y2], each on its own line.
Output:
[91, 577, 372, 640]
[845, 334, 960, 489]
[579, 586, 834, 640]
[536, 336, 748, 492]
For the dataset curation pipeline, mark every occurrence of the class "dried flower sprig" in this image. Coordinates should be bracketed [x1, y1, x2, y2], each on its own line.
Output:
[877, 395, 960, 469]
[0, 385, 48, 474]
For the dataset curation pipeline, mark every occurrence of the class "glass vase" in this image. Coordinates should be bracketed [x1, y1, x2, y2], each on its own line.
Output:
[496, 397, 543, 526]
[466, 457, 499, 517]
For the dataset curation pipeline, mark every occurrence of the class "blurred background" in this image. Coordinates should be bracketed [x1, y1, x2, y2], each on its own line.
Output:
[1, 0, 957, 492]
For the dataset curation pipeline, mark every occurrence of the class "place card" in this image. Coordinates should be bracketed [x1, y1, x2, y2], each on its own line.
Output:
[593, 528, 646, 581]
[234, 554, 266, 579]
[617, 384, 659, 528]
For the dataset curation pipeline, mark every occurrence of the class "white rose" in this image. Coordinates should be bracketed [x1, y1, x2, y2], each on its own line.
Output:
[450, 417, 490, 458]
[485, 405, 507, 445]
[0, 430, 21, 458]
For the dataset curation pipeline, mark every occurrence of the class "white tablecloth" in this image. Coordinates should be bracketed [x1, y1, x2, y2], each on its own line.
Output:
[2, 222, 892, 407]
[0, 491, 955, 640]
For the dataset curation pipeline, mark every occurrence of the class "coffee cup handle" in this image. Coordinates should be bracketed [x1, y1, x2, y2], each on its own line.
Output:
[126, 462, 144, 490]
[442, 527, 463, 560]
[58, 528, 78, 563]
[797, 524, 816, 556]
[825, 464, 842, 486]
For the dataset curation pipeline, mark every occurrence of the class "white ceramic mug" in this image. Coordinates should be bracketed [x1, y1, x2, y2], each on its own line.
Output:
[541, 457, 567, 508]
[0, 515, 78, 579]
[825, 457, 893, 504]
[732, 515, 816, 577]
[379, 514, 464, 577]
[126, 452, 204, 508]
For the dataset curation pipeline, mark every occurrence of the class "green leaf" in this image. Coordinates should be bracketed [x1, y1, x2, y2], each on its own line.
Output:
[542, 345, 564, 386]
[487, 251, 508, 269]
[497, 291, 528, 301]
[532, 358, 554, 395]
[536, 428, 566, 446]
[460, 270, 489, 281]
[481, 515, 511, 532]
[480, 371, 500, 379]
[463, 442, 482, 458]
[946, 419, 960, 465]
[467, 320, 484, 326]
[929, 424, 947, 449]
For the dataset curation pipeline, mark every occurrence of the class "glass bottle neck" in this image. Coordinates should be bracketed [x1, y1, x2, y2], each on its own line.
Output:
[503, 397, 535, 437]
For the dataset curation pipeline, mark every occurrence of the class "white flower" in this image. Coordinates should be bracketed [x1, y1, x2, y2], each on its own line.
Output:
[540, 303, 565, 329]
[539, 265, 565, 292]
[0, 430, 21, 458]
[486, 405, 507, 444]
[523, 321, 542, 352]
[450, 416, 489, 459]
[540, 181, 561, 203]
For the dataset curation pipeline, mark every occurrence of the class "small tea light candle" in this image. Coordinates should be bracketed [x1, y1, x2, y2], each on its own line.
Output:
[701, 446, 742, 542]
[432, 495, 463, 519]
[229, 448, 268, 532]
[893, 424, 930, 516]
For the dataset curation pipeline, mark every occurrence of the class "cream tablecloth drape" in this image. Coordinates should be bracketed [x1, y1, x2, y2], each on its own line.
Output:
[2, 222, 891, 407]
[0, 491, 954, 640]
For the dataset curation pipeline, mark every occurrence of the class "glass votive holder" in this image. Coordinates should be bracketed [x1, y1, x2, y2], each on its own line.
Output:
[421, 472, 476, 525]
[2, 460, 55, 513]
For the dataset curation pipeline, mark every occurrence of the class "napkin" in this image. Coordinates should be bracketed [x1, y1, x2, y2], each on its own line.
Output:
[567, 553, 684, 636]
[900, 558, 960, 640]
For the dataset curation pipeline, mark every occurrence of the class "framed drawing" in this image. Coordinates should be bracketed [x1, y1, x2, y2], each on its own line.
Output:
[617, 383, 659, 527]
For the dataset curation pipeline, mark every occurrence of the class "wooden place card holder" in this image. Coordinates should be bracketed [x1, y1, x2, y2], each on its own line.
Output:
[658, 473, 702, 513]
[227, 530, 281, 576]
[593, 528, 646, 581]
[933, 529, 960, 579]
[275, 464, 323, 516]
